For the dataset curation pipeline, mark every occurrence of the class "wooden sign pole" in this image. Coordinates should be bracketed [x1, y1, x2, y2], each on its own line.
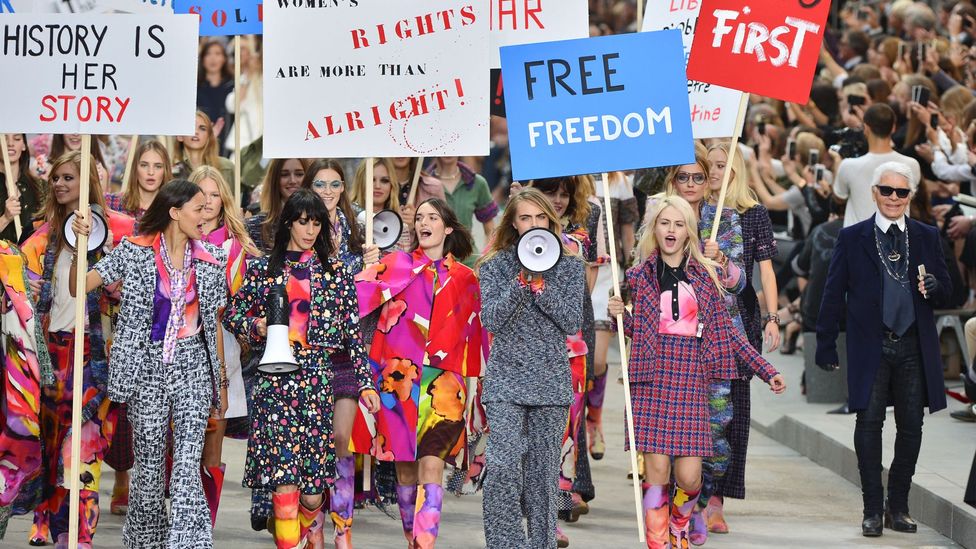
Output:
[708, 93, 750, 241]
[407, 157, 424, 206]
[234, 36, 243, 207]
[0, 135, 23, 239]
[120, 135, 139, 193]
[364, 158, 374, 247]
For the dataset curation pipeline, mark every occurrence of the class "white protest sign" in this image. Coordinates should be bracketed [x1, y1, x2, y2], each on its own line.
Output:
[0, 0, 175, 14]
[488, 0, 588, 68]
[263, 0, 489, 159]
[0, 14, 198, 134]
[642, 0, 743, 139]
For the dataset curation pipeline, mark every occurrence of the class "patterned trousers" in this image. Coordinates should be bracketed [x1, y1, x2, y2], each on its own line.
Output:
[718, 379, 751, 499]
[483, 403, 568, 549]
[123, 338, 213, 549]
[700, 380, 732, 505]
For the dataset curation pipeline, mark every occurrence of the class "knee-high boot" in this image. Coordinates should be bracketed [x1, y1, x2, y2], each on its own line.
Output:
[54, 489, 99, 549]
[272, 491, 301, 549]
[643, 483, 670, 549]
[396, 484, 418, 549]
[586, 370, 608, 459]
[30, 504, 50, 545]
[201, 463, 226, 527]
[299, 501, 325, 549]
[669, 486, 701, 549]
[330, 455, 355, 548]
[413, 484, 444, 549]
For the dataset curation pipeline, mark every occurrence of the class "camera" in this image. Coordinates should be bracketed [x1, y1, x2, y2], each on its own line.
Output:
[829, 127, 868, 159]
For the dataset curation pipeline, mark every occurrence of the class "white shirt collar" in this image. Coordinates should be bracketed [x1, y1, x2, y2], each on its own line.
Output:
[875, 213, 906, 233]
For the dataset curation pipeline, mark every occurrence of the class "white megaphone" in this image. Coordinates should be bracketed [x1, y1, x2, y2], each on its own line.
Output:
[516, 227, 562, 273]
[357, 209, 403, 250]
[257, 284, 300, 375]
[64, 204, 109, 253]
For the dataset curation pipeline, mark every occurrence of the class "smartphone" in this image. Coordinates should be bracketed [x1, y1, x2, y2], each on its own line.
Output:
[916, 85, 931, 107]
[788, 140, 797, 159]
[848, 94, 866, 115]
[918, 41, 927, 64]
[809, 149, 820, 167]
[898, 41, 907, 61]
[931, 112, 939, 129]
[815, 164, 825, 183]
[857, 9, 869, 21]
[758, 120, 767, 136]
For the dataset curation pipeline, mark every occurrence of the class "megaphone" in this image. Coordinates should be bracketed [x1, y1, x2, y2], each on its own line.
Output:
[516, 227, 562, 273]
[356, 209, 403, 250]
[64, 204, 108, 253]
[257, 285, 300, 375]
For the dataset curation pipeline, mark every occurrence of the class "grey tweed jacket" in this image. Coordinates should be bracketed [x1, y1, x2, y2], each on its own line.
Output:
[479, 248, 585, 407]
[94, 237, 228, 409]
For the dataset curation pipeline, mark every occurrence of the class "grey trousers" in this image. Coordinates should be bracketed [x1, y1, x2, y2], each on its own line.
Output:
[482, 403, 568, 549]
[123, 338, 213, 549]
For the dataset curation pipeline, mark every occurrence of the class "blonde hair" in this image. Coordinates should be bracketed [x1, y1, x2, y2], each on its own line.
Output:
[637, 196, 724, 292]
[478, 187, 574, 270]
[350, 157, 400, 211]
[122, 140, 172, 213]
[707, 142, 758, 213]
[172, 110, 221, 170]
[42, 151, 108, 250]
[188, 165, 260, 257]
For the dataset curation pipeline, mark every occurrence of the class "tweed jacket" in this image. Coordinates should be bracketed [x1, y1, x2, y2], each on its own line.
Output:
[479, 248, 585, 407]
[93, 234, 228, 408]
[622, 253, 777, 384]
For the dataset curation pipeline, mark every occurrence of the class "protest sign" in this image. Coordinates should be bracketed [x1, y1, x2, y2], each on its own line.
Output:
[642, 0, 743, 139]
[685, 0, 829, 103]
[500, 30, 695, 181]
[1, 0, 175, 14]
[173, 0, 262, 36]
[488, 0, 588, 68]
[263, 0, 489, 158]
[0, 14, 198, 134]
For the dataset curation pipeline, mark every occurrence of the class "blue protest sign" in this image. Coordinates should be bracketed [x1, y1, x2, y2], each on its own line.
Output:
[173, 0, 262, 36]
[500, 30, 694, 181]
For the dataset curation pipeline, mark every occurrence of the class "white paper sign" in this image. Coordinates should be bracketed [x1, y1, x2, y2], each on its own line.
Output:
[642, 0, 743, 139]
[0, 14, 198, 134]
[0, 0, 174, 14]
[263, 0, 489, 159]
[488, 0, 588, 68]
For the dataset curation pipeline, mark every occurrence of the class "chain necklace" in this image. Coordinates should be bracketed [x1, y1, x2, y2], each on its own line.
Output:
[874, 224, 909, 281]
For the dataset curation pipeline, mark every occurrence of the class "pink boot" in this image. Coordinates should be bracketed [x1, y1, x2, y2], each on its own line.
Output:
[413, 484, 444, 549]
[330, 456, 355, 548]
[396, 484, 418, 549]
[669, 486, 701, 549]
[643, 483, 670, 549]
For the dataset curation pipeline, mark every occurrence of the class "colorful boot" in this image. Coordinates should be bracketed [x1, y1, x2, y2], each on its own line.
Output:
[53, 490, 98, 549]
[413, 484, 444, 549]
[396, 484, 418, 549]
[586, 370, 608, 460]
[330, 456, 355, 549]
[299, 502, 325, 549]
[642, 483, 670, 549]
[201, 463, 226, 527]
[689, 509, 708, 546]
[272, 491, 301, 549]
[29, 507, 49, 546]
[556, 525, 570, 548]
[669, 486, 701, 549]
[704, 496, 728, 533]
[110, 473, 129, 516]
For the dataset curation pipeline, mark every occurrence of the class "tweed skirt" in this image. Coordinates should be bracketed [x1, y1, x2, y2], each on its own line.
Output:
[628, 334, 711, 457]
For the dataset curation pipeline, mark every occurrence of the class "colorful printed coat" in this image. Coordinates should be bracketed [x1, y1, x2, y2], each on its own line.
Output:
[0, 242, 52, 538]
[351, 249, 488, 462]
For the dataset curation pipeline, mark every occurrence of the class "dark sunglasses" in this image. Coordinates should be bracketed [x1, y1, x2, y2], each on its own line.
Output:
[675, 172, 707, 185]
[875, 185, 910, 199]
[312, 179, 343, 191]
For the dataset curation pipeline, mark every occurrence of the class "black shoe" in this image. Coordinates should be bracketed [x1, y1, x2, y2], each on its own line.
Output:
[828, 404, 852, 414]
[250, 515, 268, 532]
[884, 510, 918, 533]
[951, 405, 976, 422]
[862, 513, 883, 537]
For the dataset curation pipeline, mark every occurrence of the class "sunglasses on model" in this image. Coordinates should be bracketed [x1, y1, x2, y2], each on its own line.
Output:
[675, 172, 707, 185]
[875, 185, 911, 199]
[312, 179, 343, 191]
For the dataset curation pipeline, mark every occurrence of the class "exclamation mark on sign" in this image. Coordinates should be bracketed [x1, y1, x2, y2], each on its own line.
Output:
[455, 78, 466, 106]
[494, 73, 504, 105]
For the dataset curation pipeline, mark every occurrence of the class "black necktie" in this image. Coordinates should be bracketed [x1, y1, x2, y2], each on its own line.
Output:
[888, 224, 902, 253]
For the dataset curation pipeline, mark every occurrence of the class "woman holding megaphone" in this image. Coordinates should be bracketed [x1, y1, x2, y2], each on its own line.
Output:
[20, 150, 135, 548]
[302, 159, 382, 547]
[224, 189, 380, 549]
[478, 188, 586, 549]
[352, 197, 487, 548]
[607, 195, 786, 548]
[68, 179, 224, 548]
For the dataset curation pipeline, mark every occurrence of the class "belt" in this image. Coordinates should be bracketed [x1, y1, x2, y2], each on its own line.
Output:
[883, 329, 915, 343]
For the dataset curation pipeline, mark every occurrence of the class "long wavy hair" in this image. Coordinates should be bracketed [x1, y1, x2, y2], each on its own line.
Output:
[528, 175, 593, 228]
[637, 195, 723, 292]
[267, 189, 332, 276]
[188, 165, 260, 257]
[121, 140, 172, 213]
[41, 151, 107, 250]
[172, 111, 221, 170]
[410, 198, 474, 260]
[478, 187, 573, 270]
[350, 157, 400, 212]
[707, 142, 758, 213]
[259, 157, 311, 247]
[301, 158, 363, 255]
[4, 133, 39, 203]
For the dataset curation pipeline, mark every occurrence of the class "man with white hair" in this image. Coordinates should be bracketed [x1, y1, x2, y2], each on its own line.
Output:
[817, 161, 950, 537]
[832, 103, 922, 227]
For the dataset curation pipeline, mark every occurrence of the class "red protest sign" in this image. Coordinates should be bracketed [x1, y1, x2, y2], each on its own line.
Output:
[686, 0, 830, 104]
